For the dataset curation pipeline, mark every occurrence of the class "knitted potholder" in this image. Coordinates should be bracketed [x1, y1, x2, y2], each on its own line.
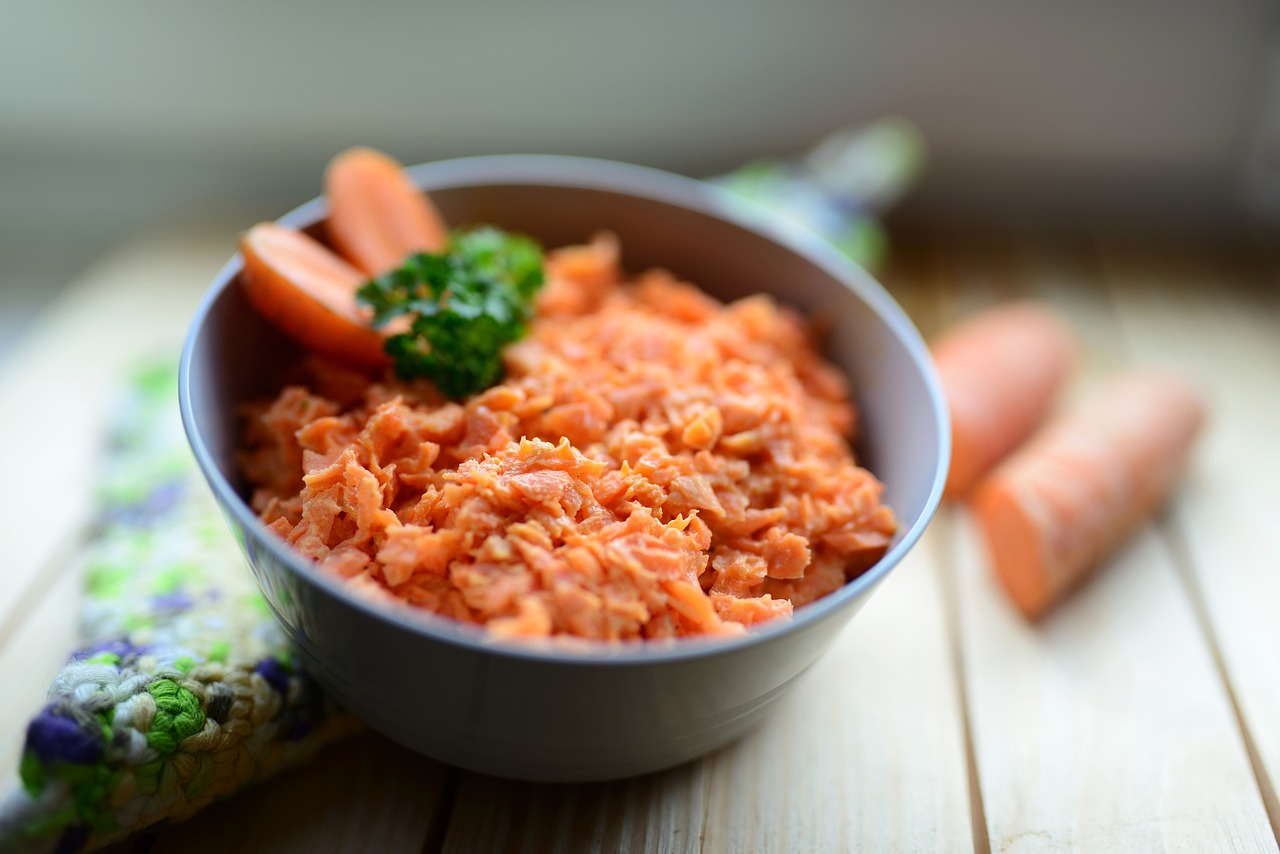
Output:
[0, 362, 358, 853]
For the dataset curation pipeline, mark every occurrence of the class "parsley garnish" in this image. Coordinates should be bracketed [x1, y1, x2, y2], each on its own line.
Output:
[356, 227, 545, 399]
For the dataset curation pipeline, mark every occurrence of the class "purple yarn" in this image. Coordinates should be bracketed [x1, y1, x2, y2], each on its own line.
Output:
[255, 658, 290, 696]
[70, 639, 145, 663]
[102, 479, 187, 526]
[26, 708, 102, 765]
[151, 591, 194, 612]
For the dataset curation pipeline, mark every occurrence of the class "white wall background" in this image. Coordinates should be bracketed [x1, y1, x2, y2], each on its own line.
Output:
[2, 0, 1278, 337]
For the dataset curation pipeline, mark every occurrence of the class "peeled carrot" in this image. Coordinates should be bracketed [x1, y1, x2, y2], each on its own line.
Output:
[932, 302, 1076, 498]
[323, 147, 449, 276]
[240, 222, 389, 370]
[972, 371, 1205, 619]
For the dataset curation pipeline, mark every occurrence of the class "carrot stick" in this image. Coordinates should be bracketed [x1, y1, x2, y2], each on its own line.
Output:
[932, 302, 1076, 498]
[240, 222, 389, 371]
[323, 147, 449, 276]
[972, 371, 1205, 619]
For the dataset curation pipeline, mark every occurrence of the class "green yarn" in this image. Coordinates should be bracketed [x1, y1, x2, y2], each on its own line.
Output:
[120, 612, 152, 632]
[152, 565, 189, 595]
[97, 477, 149, 506]
[18, 750, 44, 797]
[131, 360, 177, 400]
[96, 711, 113, 747]
[18, 802, 76, 840]
[85, 562, 131, 600]
[70, 765, 116, 834]
[208, 641, 230, 663]
[145, 680, 205, 754]
[197, 517, 226, 547]
[173, 657, 196, 674]
[19, 760, 120, 836]
[135, 758, 163, 796]
[247, 593, 272, 617]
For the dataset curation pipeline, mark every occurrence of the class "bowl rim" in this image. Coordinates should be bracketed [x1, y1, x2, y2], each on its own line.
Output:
[179, 153, 950, 666]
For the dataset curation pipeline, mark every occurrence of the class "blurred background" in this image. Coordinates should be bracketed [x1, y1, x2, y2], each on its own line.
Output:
[3, 0, 1279, 355]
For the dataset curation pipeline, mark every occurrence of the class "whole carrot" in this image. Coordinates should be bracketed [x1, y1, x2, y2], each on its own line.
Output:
[932, 301, 1076, 498]
[972, 371, 1205, 619]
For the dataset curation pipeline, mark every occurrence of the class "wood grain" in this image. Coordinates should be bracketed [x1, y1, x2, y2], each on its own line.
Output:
[0, 569, 81, 779]
[949, 240, 1277, 852]
[700, 538, 974, 854]
[442, 758, 708, 853]
[1097, 242, 1280, 836]
[150, 733, 449, 854]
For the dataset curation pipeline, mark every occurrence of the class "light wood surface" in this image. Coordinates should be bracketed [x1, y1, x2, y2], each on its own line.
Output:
[1, 224, 1277, 853]
[927, 239, 1276, 853]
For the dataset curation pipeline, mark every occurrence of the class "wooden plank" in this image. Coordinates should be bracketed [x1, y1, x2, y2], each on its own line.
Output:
[0, 570, 82, 779]
[948, 240, 1277, 852]
[888, 233, 993, 854]
[442, 759, 707, 853]
[0, 222, 239, 640]
[700, 536, 973, 854]
[150, 733, 450, 854]
[1096, 242, 1280, 834]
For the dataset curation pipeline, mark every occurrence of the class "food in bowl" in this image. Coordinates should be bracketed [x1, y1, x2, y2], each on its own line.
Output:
[236, 148, 897, 641]
[182, 153, 947, 779]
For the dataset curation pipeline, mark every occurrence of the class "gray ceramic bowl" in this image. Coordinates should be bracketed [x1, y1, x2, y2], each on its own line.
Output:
[179, 155, 949, 782]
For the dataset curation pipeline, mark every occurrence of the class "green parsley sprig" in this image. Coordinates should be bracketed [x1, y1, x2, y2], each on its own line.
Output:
[356, 227, 545, 399]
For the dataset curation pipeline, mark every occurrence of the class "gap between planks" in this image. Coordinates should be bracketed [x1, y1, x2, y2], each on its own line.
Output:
[421, 766, 462, 854]
[1093, 237, 1280, 848]
[1159, 515, 1280, 841]
[932, 511, 993, 854]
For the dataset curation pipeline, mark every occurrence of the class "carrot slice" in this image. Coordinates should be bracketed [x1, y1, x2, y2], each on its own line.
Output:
[972, 371, 1205, 619]
[324, 147, 449, 276]
[240, 222, 389, 370]
[932, 301, 1076, 498]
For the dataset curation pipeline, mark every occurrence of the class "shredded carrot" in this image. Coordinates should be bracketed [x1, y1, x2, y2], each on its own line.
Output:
[241, 235, 896, 640]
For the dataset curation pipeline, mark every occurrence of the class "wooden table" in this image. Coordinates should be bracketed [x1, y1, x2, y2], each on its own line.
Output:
[2, 222, 1278, 853]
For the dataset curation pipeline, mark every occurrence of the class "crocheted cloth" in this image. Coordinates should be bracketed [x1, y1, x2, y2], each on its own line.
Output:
[0, 363, 357, 853]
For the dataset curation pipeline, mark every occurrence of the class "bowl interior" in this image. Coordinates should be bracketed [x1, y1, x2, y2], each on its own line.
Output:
[182, 155, 949, 658]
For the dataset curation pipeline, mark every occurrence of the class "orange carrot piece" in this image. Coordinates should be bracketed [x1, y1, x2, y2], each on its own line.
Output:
[972, 371, 1205, 619]
[323, 147, 449, 276]
[932, 301, 1076, 498]
[240, 222, 389, 370]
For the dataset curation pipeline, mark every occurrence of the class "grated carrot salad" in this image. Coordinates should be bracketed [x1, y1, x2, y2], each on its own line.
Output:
[240, 235, 896, 640]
